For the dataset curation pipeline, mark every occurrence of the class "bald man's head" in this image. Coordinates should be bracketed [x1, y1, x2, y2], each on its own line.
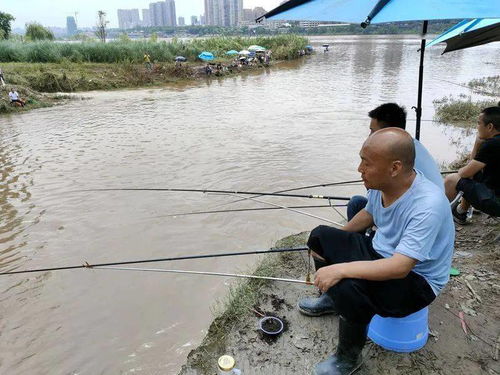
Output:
[365, 128, 415, 173]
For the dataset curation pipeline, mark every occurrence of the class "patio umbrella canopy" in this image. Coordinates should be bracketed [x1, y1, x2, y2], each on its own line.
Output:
[427, 18, 500, 53]
[248, 45, 266, 51]
[258, 0, 500, 139]
[226, 50, 239, 55]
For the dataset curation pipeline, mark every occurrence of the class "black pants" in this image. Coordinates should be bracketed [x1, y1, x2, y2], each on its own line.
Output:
[308, 225, 436, 324]
[457, 178, 500, 217]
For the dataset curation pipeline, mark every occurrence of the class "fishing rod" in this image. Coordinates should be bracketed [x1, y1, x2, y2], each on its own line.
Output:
[210, 179, 363, 209]
[0, 246, 308, 276]
[153, 204, 348, 219]
[93, 266, 313, 285]
[216, 192, 344, 227]
[78, 188, 351, 201]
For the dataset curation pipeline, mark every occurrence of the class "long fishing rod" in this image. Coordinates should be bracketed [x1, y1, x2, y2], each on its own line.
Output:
[211, 179, 363, 209]
[0, 246, 308, 276]
[78, 188, 351, 201]
[218, 192, 344, 227]
[94, 266, 313, 285]
[153, 204, 347, 219]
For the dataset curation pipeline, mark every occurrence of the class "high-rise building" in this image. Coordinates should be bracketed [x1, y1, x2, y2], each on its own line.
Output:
[142, 9, 151, 27]
[205, 0, 242, 26]
[200, 15, 206, 25]
[178, 16, 185, 26]
[117, 9, 140, 29]
[191, 16, 198, 25]
[66, 16, 77, 36]
[165, 0, 177, 26]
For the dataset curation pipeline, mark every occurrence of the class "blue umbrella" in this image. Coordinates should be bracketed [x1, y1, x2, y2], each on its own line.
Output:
[226, 50, 239, 55]
[198, 52, 215, 61]
[258, 0, 500, 139]
[259, 0, 499, 26]
[427, 18, 500, 53]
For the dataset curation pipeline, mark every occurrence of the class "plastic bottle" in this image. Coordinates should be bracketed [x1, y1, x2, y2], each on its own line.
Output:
[218, 355, 242, 375]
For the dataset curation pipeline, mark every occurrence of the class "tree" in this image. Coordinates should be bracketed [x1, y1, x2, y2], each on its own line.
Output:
[25, 22, 55, 41]
[0, 12, 15, 39]
[95, 10, 109, 42]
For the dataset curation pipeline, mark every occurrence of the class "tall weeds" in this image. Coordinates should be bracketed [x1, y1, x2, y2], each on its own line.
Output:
[0, 35, 308, 64]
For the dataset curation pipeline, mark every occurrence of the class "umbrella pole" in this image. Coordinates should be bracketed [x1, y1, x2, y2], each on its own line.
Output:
[416, 21, 428, 141]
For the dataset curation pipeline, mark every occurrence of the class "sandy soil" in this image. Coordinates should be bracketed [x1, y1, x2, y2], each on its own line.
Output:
[179, 213, 499, 375]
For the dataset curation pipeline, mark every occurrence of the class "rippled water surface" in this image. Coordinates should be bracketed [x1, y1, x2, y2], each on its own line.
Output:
[0, 36, 498, 374]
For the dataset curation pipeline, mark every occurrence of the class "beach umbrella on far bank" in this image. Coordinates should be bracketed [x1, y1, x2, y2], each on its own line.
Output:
[248, 45, 266, 51]
[226, 50, 239, 55]
[198, 52, 215, 61]
[175, 56, 187, 62]
[238, 50, 251, 55]
[426, 18, 500, 54]
[258, 0, 500, 140]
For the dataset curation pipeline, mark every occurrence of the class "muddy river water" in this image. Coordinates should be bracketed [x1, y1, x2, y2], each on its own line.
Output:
[0, 36, 498, 374]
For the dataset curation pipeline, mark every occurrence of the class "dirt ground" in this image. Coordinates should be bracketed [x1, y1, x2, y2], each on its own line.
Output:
[179, 213, 499, 375]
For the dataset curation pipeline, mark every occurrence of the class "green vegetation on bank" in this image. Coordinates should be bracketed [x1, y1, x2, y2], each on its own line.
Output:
[0, 35, 308, 63]
[433, 75, 500, 124]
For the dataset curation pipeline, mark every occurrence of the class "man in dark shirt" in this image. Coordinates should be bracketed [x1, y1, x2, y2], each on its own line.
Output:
[445, 106, 500, 222]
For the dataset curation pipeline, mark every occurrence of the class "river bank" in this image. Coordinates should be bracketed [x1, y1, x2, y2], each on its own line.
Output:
[0, 59, 296, 115]
[179, 215, 500, 375]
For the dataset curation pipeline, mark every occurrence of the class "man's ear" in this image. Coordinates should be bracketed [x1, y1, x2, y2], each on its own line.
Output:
[390, 160, 403, 177]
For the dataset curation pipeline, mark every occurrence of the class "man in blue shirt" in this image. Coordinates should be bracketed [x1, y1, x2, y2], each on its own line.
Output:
[302, 128, 454, 375]
[347, 103, 443, 221]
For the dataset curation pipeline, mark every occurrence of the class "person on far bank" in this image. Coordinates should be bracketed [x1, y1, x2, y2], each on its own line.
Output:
[0, 67, 5, 86]
[8, 88, 25, 107]
[301, 128, 454, 375]
[444, 106, 500, 223]
[143, 53, 152, 70]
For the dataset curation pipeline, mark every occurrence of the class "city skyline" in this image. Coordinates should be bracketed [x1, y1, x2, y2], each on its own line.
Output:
[3, 0, 282, 29]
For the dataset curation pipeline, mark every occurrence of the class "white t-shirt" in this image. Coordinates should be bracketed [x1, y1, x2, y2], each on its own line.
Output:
[9, 91, 19, 101]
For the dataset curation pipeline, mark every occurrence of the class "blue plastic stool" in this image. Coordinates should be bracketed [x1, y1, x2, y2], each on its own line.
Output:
[368, 307, 429, 353]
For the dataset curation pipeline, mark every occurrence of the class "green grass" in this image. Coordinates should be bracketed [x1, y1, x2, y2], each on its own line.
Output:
[433, 75, 500, 124]
[0, 35, 308, 64]
[433, 96, 498, 124]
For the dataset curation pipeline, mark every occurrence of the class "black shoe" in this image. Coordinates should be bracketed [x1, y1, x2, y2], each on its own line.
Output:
[314, 317, 367, 375]
[451, 199, 468, 225]
[298, 293, 338, 317]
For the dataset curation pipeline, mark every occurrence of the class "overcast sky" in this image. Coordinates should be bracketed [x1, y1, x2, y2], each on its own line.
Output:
[3, 0, 283, 29]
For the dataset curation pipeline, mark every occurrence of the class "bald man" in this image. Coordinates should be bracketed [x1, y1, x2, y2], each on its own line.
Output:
[303, 129, 454, 375]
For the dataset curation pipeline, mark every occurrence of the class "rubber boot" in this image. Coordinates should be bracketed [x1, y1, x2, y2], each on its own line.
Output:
[298, 258, 337, 316]
[314, 317, 367, 375]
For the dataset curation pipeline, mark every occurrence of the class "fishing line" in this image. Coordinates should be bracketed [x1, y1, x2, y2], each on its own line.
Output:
[149, 204, 348, 219]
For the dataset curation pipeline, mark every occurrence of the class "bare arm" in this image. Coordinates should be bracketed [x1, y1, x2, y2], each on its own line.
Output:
[470, 136, 484, 160]
[342, 209, 374, 233]
[458, 159, 485, 179]
[314, 253, 417, 292]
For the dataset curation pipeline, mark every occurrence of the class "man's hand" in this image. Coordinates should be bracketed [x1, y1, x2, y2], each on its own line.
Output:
[314, 264, 345, 292]
[313, 254, 417, 292]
